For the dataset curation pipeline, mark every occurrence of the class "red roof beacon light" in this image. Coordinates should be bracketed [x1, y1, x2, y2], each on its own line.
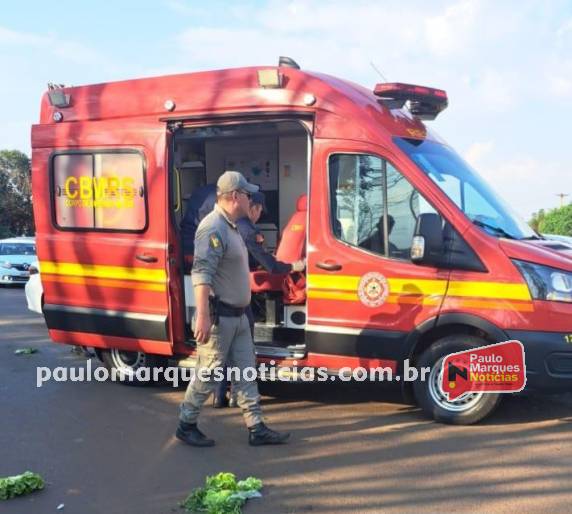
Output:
[374, 83, 448, 121]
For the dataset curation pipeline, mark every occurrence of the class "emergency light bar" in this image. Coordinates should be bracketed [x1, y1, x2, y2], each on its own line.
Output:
[374, 83, 448, 121]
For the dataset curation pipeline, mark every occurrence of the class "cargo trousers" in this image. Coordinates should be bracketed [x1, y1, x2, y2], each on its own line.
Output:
[179, 313, 263, 428]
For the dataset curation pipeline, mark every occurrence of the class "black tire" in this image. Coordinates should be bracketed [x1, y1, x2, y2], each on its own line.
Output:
[413, 335, 502, 425]
[100, 349, 168, 387]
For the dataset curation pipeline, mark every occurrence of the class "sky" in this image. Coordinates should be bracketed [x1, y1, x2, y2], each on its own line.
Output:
[2, 0, 572, 220]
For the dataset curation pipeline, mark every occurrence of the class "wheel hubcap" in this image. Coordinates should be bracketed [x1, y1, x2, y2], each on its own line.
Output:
[110, 349, 146, 374]
[427, 356, 484, 413]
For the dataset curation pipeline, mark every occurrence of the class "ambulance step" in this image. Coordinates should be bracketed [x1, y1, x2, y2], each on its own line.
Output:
[253, 324, 304, 345]
[254, 343, 306, 360]
[173, 343, 305, 368]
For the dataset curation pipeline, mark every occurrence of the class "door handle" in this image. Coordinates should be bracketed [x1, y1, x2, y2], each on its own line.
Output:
[316, 260, 342, 272]
[136, 253, 158, 263]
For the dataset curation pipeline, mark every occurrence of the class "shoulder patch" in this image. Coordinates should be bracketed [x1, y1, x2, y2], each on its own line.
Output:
[209, 231, 223, 250]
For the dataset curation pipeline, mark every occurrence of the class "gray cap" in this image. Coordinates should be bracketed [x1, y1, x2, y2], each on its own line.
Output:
[217, 171, 259, 195]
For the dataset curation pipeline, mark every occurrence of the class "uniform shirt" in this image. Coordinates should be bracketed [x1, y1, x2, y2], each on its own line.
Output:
[236, 218, 293, 274]
[191, 204, 251, 307]
[181, 184, 217, 255]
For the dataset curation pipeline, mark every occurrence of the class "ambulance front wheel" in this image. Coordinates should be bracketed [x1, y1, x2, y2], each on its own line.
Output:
[100, 349, 168, 386]
[413, 335, 502, 425]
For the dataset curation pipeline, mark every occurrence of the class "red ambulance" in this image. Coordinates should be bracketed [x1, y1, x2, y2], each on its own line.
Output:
[31, 57, 572, 424]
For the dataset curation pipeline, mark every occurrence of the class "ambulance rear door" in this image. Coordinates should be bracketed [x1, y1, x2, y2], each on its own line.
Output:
[33, 119, 174, 356]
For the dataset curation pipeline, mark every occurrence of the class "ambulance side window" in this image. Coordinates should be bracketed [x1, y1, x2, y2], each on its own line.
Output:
[329, 154, 385, 254]
[52, 151, 147, 231]
[329, 153, 436, 259]
[386, 163, 437, 260]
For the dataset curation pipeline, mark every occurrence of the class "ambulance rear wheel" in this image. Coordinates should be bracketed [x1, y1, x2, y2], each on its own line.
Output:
[413, 335, 502, 425]
[100, 349, 168, 386]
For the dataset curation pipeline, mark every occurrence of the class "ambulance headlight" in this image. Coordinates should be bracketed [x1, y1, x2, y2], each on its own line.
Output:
[513, 260, 572, 303]
[1, 261, 12, 269]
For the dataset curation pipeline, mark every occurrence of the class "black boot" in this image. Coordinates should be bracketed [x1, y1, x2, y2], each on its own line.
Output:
[248, 422, 290, 446]
[176, 422, 215, 447]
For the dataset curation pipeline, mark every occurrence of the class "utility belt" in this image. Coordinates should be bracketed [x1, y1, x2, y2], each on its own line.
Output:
[208, 296, 246, 325]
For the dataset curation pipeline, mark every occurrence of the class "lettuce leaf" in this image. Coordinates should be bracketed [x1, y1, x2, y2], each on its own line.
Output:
[181, 472, 262, 513]
[0, 471, 45, 500]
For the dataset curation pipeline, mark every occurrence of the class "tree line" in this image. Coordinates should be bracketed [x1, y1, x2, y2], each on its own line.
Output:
[0, 150, 34, 238]
[530, 205, 572, 236]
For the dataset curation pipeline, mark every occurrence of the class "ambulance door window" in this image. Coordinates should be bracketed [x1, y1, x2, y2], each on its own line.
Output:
[386, 163, 437, 260]
[51, 151, 147, 232]
[329, 154, 385, 255]
[93, 153, 146, 230]
[53, 154, 95, 228]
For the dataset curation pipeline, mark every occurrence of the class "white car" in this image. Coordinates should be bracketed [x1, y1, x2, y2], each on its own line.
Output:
[0, 237, 36, 285]
[25, 260, 43, 314]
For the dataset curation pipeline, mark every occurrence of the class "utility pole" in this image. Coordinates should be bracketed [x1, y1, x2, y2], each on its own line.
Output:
[556, 193, 570, 207]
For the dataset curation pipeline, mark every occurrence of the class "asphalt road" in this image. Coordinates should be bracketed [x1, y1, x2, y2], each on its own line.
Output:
[1, 286, 571, 514]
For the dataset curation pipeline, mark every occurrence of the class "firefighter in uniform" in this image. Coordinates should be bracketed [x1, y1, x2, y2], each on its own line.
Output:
[213, 191, 305, 408]
[176, 171, 290, 447]
[237, 191, 305, 273]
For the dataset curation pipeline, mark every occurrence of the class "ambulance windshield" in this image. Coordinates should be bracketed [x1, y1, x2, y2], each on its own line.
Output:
[394, 138, 537, 240]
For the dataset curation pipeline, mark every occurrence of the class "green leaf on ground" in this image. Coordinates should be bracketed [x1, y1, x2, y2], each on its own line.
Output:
[181, 472, 263, 514]
[0, 471, 45, 500]
[14, 348, 38, 355]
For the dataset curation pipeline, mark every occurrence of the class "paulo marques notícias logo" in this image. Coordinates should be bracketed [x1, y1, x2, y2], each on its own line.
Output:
[440, 340, 527, 401]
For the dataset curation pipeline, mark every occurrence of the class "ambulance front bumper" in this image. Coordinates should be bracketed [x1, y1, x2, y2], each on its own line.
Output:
[506, 330, 572, 393]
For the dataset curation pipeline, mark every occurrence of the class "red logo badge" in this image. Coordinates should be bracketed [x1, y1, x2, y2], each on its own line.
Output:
[358, 272, 389, 307]
[440, 341, 527, 401]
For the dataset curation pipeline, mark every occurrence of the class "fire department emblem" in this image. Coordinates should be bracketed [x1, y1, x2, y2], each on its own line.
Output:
[358, 272, 389, 307]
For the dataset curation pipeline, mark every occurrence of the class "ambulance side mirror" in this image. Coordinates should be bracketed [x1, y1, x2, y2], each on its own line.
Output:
[411, 213, 444, 265]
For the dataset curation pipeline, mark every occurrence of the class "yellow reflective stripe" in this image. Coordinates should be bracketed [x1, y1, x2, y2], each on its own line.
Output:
[308, 274, 530, 301]
[41, 274, 167, 291]
[40, 261, 167, 284]
[447, 281, 531, 301]
[309, 275, 447, 296]
[308, 291, 441, 305]
[309, 290, 531, 311]
[388, 294, 442, 306]
[387, 278, 447, 296]
[446, 298, 534, 312]
[307, 290, 357, 301]
[307, 274, 359, 291]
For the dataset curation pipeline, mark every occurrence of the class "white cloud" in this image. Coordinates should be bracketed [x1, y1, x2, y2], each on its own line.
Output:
[0, 25, 108, 66]
[545, 57, 572, 100]
[0, 26, 47, 46]
[473, 70, 517, 111]
[549, 75, 572, 97]
[424, 0, 481, 57]
[556, 18, 572, 38]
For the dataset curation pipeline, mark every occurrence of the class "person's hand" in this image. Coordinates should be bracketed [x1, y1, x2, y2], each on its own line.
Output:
[291, 259, 306, 272]
[194, 312, 212, 344]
